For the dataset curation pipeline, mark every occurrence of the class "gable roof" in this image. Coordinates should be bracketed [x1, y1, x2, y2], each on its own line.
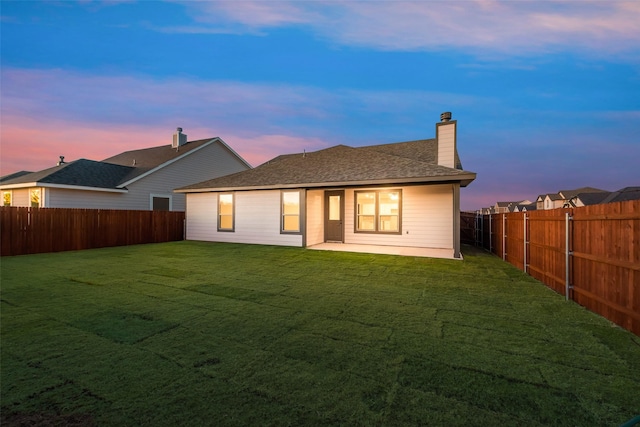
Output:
[559, 187, 608, 199]
[1, 137, 250, 191]
[177, 139, 475, 193]
[0, 159, 134, 192]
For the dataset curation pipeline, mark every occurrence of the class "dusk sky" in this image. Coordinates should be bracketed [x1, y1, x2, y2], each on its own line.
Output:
[1, 1, 639, 211]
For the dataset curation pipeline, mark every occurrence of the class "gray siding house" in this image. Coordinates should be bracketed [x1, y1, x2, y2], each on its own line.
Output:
[1, 128, 251, 211]
[176, 113, 476, 259]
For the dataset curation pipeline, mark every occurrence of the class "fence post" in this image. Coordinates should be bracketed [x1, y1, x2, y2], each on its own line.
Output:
[523, 213, 527, 273]
[489, 214, 492, 253]
[502, 214, 506, 260]
[565, 211, 571, 301]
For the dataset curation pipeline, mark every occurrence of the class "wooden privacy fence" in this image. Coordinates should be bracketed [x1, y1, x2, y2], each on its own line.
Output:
[468, 200, 640, 336]
[1, 207, 185, 256]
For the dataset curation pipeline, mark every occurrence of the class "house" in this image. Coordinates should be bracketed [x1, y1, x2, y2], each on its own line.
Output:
[0, 128, 251, 211]
[176, 113, 476, 259]
[601, 186, 640, 203]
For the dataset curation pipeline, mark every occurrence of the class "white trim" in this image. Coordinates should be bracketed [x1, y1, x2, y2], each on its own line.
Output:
[117, 137, 251, 188]
[0, 182, 128, 193]
[216, 137, 253, 169]
[175, 173, 477, 193]
[150, 193, 173, 211]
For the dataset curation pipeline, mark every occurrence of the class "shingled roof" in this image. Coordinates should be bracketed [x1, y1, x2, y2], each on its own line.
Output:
[0, 159, 134, 191]
[177, 138, 475, 192]
[1, 137, 236, 190]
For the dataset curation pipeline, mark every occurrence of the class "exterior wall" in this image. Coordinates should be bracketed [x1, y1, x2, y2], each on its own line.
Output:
[46, 188, 126, 209]
[124, 142, 250, 211]
[186, 190, 303, 247]
[185, 183, 455, 251]
[9, 188, 30, 206]
[343, 184, 454, 250]
[305, 189, 324, 246]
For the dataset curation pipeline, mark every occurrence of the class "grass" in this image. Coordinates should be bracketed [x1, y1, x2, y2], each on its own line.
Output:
[1, 241, 639, 426]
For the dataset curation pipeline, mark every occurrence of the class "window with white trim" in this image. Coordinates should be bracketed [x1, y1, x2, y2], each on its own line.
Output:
[2, 191, 11, 206]
[30, 189, 41, 208]
[218, 193, 234, 232]
[355, 190, 401, 233]
[281, 191, 301, 233]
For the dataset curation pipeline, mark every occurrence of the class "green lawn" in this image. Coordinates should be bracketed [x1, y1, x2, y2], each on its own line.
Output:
[1, 241, 639, 426]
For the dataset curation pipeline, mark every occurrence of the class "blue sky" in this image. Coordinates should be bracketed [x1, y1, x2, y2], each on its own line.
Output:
[1, 1, 639, 210]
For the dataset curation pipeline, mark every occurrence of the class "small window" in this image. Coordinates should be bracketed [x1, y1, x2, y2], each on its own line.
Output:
[281, 191, 300, 233]
[2, 191, 11, 206]
[152, 196, 170, 211]
[30, 189, 41, 208]
[218, 193, 234, 232]
[355, 189, 401, 234]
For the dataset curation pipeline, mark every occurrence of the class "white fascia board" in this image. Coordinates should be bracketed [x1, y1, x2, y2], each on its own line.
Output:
[175, 173, 477, 193]
[117, 138, 219, 188]
[0, 182, 128, 193]
[217, 137, 253, 169]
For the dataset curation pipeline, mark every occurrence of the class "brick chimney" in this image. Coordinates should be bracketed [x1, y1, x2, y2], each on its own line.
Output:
[172, 127, 187, 148]
[436, 112, 456, 168]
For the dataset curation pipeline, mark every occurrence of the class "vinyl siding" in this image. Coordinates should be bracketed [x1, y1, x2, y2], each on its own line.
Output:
[305, 189, 324, 246]
[344, 185, 453, 249]
[185, 184, 454, 251]
[185, 190, 303, 247]
[11, 141, 249, 211]
[10, 188, 30, 206]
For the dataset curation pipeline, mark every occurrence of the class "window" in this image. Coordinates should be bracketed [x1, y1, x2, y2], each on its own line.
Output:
[218, 193, 234, 231]
[30, 189, 41, 208]
[152, 196, 170, 211]
[281, 191, 301, 233]
[355, 189, 401, 233]
[2, 191, 11, 206]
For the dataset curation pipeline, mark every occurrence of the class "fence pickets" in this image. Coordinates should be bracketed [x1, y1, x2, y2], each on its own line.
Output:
[465, 200, 639, 336]
[1, 207, 185, 256]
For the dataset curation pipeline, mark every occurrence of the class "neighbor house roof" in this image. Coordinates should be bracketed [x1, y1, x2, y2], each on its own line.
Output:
[601, 186, 640, 203]
[1, 137, 248, 191]
[176, 139, 475, 193]
[573, 191, 611, 206]
[559, 187, 608, 199]
[0, 171, 34, 183]
[0, 159, 133, 192]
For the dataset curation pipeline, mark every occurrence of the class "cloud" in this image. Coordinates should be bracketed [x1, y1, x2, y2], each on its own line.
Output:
[174, 1, 640, 58]
[4, 67, 475, 173]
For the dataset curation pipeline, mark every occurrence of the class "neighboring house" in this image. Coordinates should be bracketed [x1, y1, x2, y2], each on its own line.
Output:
[176, 113, 476, 259]
[600, 186, 640, 203]
[0, 128, 251, 211]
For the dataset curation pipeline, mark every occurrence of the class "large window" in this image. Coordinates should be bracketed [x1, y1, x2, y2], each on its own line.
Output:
[218, 193, 234, 231]
[355, 190, 401, 233]
[281, 191, 301, 233]
[2, 191, 11, 206]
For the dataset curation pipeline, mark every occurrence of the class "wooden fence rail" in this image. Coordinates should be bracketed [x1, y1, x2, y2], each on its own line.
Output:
[1, 207, 185, 256]
[466, 200, 640, 336]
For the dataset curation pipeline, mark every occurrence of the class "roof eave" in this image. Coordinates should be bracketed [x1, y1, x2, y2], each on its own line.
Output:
[175, 173, 477, 193]
[0, 182, 128, 193]
[116, 138, 221, 188]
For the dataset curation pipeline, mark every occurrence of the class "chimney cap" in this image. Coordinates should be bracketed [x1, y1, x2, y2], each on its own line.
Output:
[440, 112, 452, 122]
[57, 156, 65, 166]
[176, 127, 183, 132]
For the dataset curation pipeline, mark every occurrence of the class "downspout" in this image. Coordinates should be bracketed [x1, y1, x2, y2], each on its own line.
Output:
[453, 183, 461, 258]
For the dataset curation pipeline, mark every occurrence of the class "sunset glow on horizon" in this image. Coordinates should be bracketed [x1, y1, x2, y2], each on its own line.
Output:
[2, 1, 639, 211]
